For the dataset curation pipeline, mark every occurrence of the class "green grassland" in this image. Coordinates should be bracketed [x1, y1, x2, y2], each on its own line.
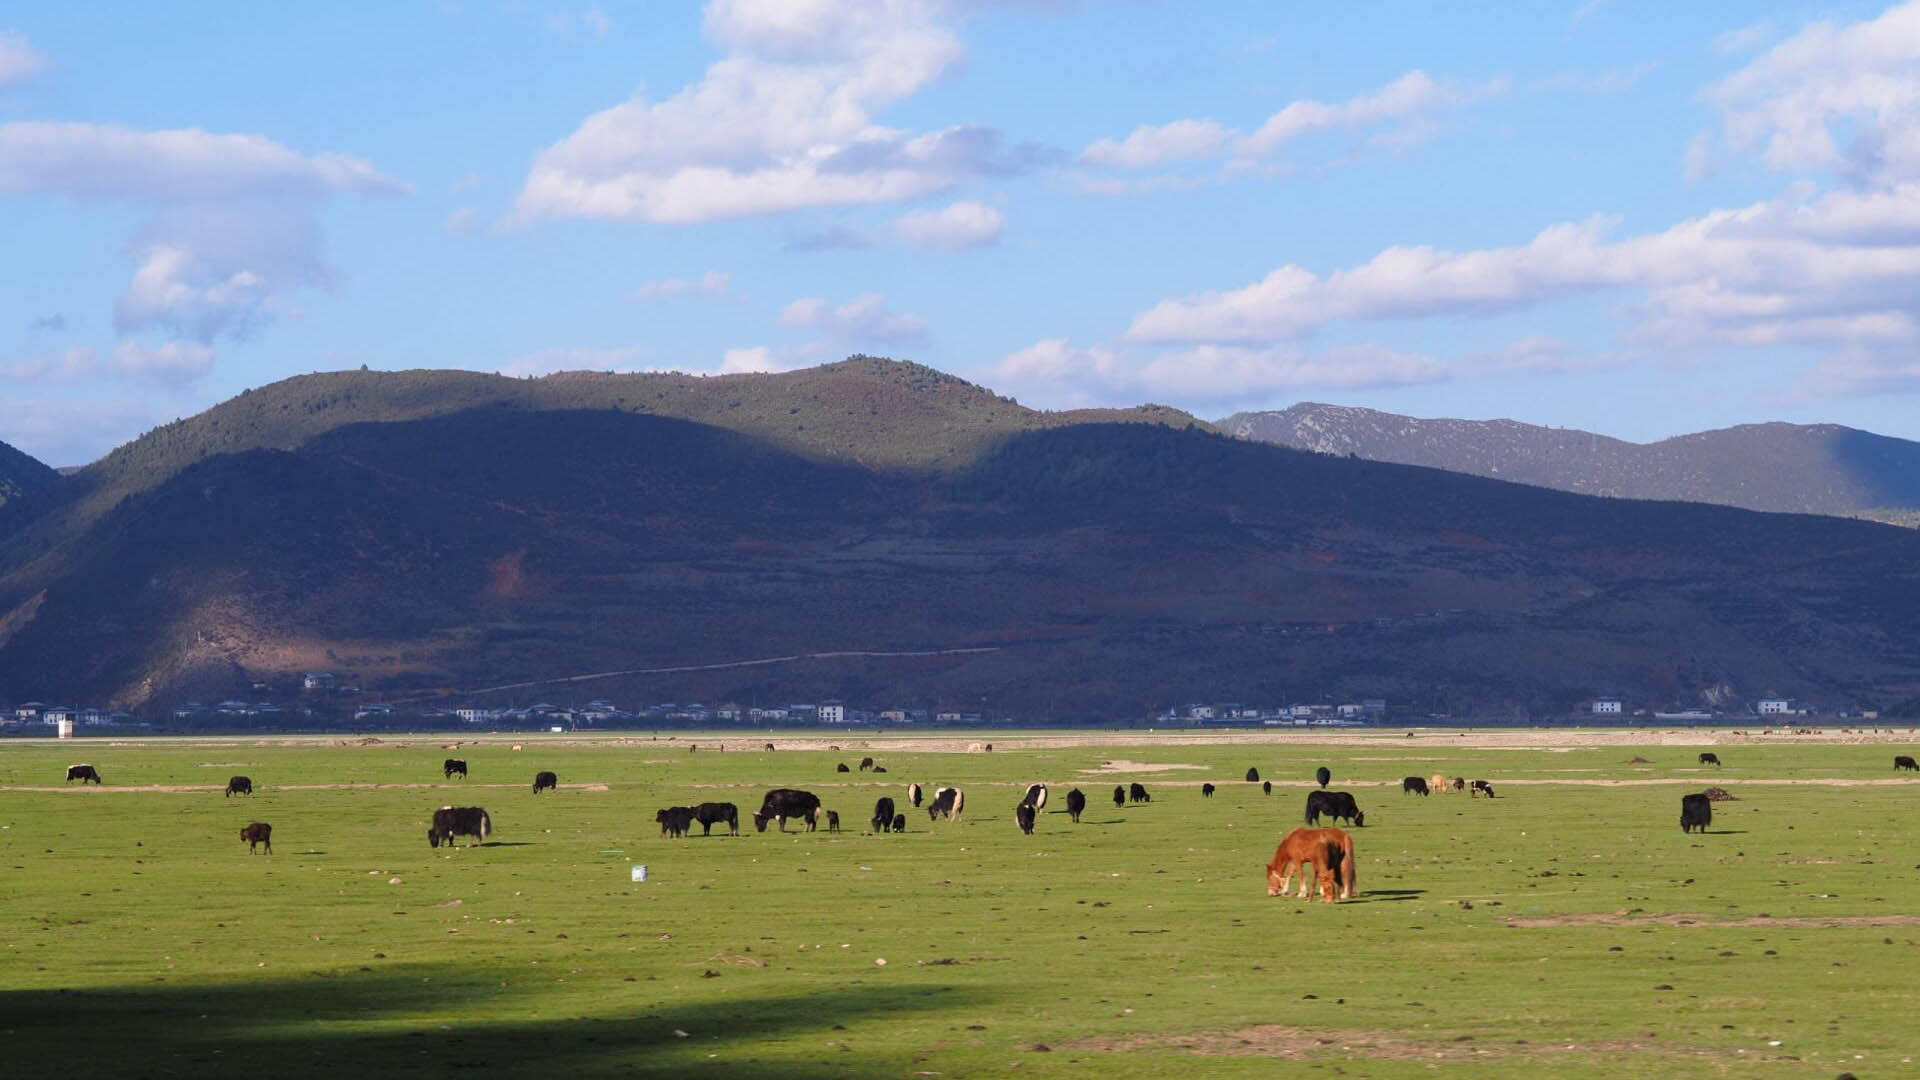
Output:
[3, 732, 1918, 1078]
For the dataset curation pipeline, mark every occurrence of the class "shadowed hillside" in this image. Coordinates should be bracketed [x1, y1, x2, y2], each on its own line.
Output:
[2, 388, 1917, 717]
[0, 437, 57, 511]
[1224, 403, 1920, 523]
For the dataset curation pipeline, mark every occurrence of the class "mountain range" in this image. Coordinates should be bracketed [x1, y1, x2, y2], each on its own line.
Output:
[0, 438, 58, 511]
[1, 359, 1917, 718]
[1223, 404, 1920, 525]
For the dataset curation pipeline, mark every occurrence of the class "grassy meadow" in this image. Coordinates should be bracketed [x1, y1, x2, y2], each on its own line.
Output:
[2, 731, 1918, 1078]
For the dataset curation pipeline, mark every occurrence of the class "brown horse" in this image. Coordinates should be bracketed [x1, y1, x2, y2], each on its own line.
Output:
[1265, 827, 1357, 902]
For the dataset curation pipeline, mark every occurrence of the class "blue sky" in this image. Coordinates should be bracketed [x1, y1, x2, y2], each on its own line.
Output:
[5, 1, 1920, 464]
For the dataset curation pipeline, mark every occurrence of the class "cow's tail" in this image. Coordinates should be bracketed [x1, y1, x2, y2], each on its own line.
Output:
[1336, 833, 1356, 900]
[951, 790, 964, 821]
[479, 811, 493, 842]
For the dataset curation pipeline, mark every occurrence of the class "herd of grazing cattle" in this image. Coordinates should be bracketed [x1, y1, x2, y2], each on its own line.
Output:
[50, 746, 1920, 905]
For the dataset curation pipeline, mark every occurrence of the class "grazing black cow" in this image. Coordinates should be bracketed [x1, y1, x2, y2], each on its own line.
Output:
[836, 763, 851, 773]
[1020, 784, 1048, 812]
[1305, 789, 1364, 827]
[825, 810, 840, 832]
[753, 789, 823, 832]
[1112, 785, 1126, 808]
[872, 766, 887, 774]
[225, 775, 253, 797]
[65, 764, 101, 784]
[531, 771, 558, 794]
[1262, 780, 1272, 796]
[1315, 766, 1331, 789]
[1402, 776, 1429, 796]
[891, 813, 906, 832]
[429, 806, 492, 848]
[655, 806, 696, 838]
[907, 782, 923, 807]
[859, 757, 875, 771]
[927, 787, 965, 821]
[1015, 803, 1036, 834]
[1470, 780, 1495, 798]
[1896, 755, 1919, 771]
[1201, 783, 1216, 798]
[872, 796, 897, 833]
[1680, 792, 1712, 833]
[1065, 788, 1086, 822]
[1128, 782, 1151, 804]
[693, 802, 739, 836]
[764, 743, 775, 751]
[1245, 767, 1260, 782]
[240, 822, 272, 854]
[443, 758, 467, 780]
[1699, 752, 1722, 767]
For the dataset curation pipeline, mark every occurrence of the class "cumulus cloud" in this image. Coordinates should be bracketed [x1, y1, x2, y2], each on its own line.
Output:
[893, 199, 1003, 251]
[108, 340, 215, 384]
[1078, 69, 1507, 175]
[113, 206, 330, 343]
[992, 337, 1447, 408]
[0, 346, 97, 381]
[632, 270, 731, 299]
[0, 30, 46, 87]
[780, 293, 927, 341]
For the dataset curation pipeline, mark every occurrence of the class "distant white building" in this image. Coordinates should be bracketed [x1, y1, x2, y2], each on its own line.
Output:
[1186, 704, 1215, 720]
[455, 707, 499, 724]
[818, 702, 847, 724]
[1592, 697, 1623, 715]
[1757, 698, 1792, 715]
[303, 672, 335, 690]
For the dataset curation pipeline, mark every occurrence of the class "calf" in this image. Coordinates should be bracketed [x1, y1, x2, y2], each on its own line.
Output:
[1699, 752, 1722, 767]
[239, 822, 272, 854]
[907, 782, 923, 807]
[1262, 780, 1272, 796]
[1112, 785, 1126, 808]
[753, 789, 822, 832]
[891, 813, 907, 833]
[225, 775, 253, 797]
[1680, 792, 1713, 834]
[429, 806, 492, 848]
[1020, 784, 1048, 812]
[1315, 766, 1331, 789]
[1201, 783, 1216, 798]
[1015, 803, 1037, 834]
[872, 796, 897, 833]
[927, 787, 965, 822]
[531, 770, 558, 794]
[1896, 755, 1919, 771]
[824, 810, 841, 832]
[1128, 782, 1151, 804]
[656, 806, 696, 838]
[1065, 788, 1086, 822]
[443, 758, 468, 780]
[1470, 780, 1495, 798]
[693, 802, 739, 836]
[1304, 789, 1364, 827]
[64, 764, 101, 784]
[871, 766, 887, 774]
[1402, 775, 1429, 796]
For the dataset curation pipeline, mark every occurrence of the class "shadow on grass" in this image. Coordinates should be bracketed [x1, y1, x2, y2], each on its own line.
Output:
[1348, 889, 1425, 904]
[2, 967, 986, 1079]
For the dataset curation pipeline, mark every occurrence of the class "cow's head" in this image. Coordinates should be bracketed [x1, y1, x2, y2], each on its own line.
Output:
[752, 814, 769, 833]
[427, 827, 442, 848]
[1352, 810, 1365, 828]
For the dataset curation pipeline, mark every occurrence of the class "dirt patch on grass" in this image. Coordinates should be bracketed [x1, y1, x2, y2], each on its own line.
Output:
[1506, 911, 1920, 929]
[1065, 1025, 1718, 1063]
[1078, 759, 1208, 774]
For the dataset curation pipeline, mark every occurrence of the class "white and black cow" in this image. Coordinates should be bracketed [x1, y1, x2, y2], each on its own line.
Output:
[753, 789, 823, 832]
[1015, 802, 1036, 835]
[1680, 793, 1713, 834]
[1020, 784, 1048, 813]
[1470, 780, 1495, 798]
[428, 806, 492, 848]
[927, 786, 965, 822]
[1698, 752, 1722, 767]
[907, 782, 923, 808]
[65, 764, 101, 784]
[443, 758, 468, 780]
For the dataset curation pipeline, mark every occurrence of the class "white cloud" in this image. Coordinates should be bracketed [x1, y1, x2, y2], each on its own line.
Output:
[513, 0, 1051, 225]
[0, 396, 154, 467]
[1080, 119, 1232, 168]
[0, 346, 97, 381]
[0, 30, 46, 87]
[991, 337, 1447, 408]
[717, 342, 829, 374]
[1712, 19, 1774, 55]
[1077, 69, 1507, 175]
[1705, 1, 1920, 185]
[893, 199, 1003, 251]
[108, 340, 215, 384]
[780, 293, 927, 341]
[444, 206, 477, 233]
[0, 121, 405, 202]
[112, 206, 330, 343]
[632, 270, 731, 299]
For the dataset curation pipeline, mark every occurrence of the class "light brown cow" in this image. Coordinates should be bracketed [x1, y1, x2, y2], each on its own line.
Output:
[1430, 773, 1450, 793]
[1265, 827, 1357, 902]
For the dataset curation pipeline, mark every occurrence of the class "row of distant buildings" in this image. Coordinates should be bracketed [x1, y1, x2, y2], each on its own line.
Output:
[0, 702, 134, 729]
[1160, 701, 1390, 725]
[438, 700, 992, 727]
[1587, 696, 1874, 720]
